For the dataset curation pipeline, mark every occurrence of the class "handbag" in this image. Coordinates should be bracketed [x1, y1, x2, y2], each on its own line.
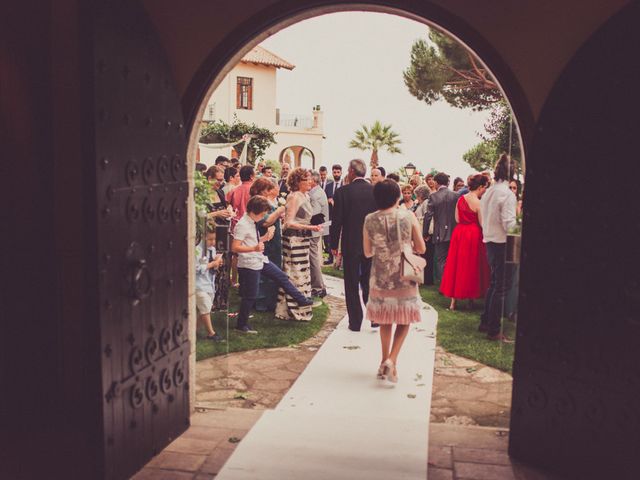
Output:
[396, 212, 427, 284]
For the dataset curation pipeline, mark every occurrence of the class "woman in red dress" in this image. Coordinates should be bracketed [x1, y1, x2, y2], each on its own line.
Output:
[440, 174, 490, 310]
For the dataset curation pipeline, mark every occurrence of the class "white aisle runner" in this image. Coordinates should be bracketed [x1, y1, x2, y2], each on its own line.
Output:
[218, 275, 437, 479]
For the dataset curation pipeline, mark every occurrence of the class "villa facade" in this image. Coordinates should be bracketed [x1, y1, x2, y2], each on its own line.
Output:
[198, 45, 324, 169]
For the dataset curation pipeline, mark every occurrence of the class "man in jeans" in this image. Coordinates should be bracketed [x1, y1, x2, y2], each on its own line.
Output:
[232, 195, 314, 333]
[480, 154, 518, 342]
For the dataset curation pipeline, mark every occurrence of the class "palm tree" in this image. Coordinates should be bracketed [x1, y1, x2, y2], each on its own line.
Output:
[348, 121, 402, 169]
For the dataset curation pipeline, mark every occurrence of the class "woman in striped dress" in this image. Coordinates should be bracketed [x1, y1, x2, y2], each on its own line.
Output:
[276, 168, 322, 321]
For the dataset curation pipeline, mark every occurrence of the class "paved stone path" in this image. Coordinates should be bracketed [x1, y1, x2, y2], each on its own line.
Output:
[135, 274, 524, 478]
[195, 295, 346, 411]
[432, 347, 513, 428]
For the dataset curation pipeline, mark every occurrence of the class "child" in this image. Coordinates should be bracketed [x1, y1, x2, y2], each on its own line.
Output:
[232, 195, 314, 333]
[196, 227, 224, 341]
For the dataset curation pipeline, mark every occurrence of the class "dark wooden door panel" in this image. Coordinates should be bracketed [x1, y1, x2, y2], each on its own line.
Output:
[509, 3, 640, 478]
[92, 1, 190, 478]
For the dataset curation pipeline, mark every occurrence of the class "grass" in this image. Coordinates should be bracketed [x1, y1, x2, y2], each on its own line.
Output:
[321, 265, 344, 279]
[321, 266, 515, 373]
[196, 288, 330, 361]
[419, 285, 515, 373]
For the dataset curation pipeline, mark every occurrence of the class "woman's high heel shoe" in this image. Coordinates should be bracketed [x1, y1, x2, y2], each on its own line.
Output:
[377, 363, 387, 380]
[383, 359, 398, 384]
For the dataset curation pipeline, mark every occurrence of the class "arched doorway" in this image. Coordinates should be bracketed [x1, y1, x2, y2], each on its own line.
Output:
[8, 1, 638, 479]
[182, 2, 529, 478]
[279, 145, 316, 169]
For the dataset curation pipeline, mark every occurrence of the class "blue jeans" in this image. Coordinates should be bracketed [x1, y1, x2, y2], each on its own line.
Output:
[481, 242, 511, 336]
[237, 262, 306, 328]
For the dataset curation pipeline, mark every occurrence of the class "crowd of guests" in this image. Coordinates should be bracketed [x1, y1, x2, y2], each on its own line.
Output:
[195, 156, 331, 339]
[324, 155, 520, 384]
[194, 153, 522, 383]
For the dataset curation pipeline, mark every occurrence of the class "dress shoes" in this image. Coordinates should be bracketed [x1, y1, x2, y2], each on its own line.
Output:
[487, 333, 513, 343]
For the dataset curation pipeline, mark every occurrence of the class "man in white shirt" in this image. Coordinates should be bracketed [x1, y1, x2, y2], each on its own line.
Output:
[308, 170, 329, 297]
[479, 154, 518, 342]
[232, 196, 314, 333]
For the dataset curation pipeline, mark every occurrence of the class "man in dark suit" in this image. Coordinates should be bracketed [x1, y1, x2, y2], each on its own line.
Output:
[323, 164, 343, 264]
[330, 159, 376, 331]
[423, 172, 458, 284]
[278, 162, 291, 197]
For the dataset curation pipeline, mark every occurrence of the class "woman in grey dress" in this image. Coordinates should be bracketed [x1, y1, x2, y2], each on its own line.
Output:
[276, 168, 322, 321]
[363, 179, 426, 383]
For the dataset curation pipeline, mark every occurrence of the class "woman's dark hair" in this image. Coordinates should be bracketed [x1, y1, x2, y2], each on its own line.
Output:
[246, 195, 271, 215]
[195, 163, 207, 173]
[214, 155, 229, 165]
[434, 172, 450, 186]
[224, 166, 238, 182]
[468, 174, 488, 191]
[378, 166, 386, 177]
[287, 167, 309, 192]
[239, 165, 254, 182]
[386, 172, 400, 182]
[509, 179, 522, 197]
[373, 179, 401, 210]
[494, 153, 516, 182]
[453, 177, 464, 186]
[250, 178, 277, 197]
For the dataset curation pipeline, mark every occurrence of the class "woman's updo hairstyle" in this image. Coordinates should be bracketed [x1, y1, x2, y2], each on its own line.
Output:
[287, 167, 309, 192]
[468, 174, 488, 191]
[373, 179, 401, 210]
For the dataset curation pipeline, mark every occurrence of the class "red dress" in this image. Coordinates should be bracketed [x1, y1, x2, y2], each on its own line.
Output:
[440, 196, 490, 299]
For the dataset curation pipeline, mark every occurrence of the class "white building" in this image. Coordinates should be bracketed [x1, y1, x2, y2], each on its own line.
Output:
[198, 45, 324, 170]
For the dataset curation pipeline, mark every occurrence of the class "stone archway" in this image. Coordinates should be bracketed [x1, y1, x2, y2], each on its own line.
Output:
[279, 145, 316, 169]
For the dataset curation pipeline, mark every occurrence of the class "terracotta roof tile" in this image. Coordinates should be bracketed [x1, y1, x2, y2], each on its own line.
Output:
[241, 45, 295, 70]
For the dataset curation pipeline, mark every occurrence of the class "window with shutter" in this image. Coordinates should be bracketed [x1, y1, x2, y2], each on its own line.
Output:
[236, 77, 253, 110]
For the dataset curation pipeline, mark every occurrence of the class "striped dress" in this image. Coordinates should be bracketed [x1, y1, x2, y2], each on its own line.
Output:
[276, 192, 313, 321]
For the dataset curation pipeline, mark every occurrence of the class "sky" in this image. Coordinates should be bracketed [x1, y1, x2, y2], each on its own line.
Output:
[260, 12, 492, 181]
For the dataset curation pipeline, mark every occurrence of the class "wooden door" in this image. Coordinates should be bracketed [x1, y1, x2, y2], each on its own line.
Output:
[92, 1, 190, 477]
[509, 3, 640, 478]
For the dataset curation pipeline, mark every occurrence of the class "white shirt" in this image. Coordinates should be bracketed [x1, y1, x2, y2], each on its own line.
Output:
[480, 180, 517, 243]
[233, 214, 269, 270]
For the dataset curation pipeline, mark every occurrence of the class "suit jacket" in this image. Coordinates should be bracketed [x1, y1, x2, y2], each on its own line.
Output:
[324, 179, 342, 219]
[330, 178, 375, 255]
[423, 186, 459, 243]
[278, 179, 289, 197]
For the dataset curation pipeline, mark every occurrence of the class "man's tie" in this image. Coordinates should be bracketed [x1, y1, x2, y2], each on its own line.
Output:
[208, 249, 214, 262]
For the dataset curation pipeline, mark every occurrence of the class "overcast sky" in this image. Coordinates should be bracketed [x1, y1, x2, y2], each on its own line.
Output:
[260, 12, 492, 181]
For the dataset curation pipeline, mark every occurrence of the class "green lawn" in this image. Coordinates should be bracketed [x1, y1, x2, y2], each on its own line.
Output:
[196, 288, 330, 361]
[321, 265, 344, 279]
[419, 285, 515, 373]
[321, 267, 515, 373]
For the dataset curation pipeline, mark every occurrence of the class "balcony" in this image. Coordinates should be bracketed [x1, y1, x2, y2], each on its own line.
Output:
[276, 110, 314, 129]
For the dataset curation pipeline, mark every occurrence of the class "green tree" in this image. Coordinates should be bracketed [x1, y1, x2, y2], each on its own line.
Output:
[403, 29, 501, 111]
[348, 121, 402, 169]
[200, 117, 275, 164]
[462, 141, 498, 173]
[264, 159, 282, 176]
[463, 101, 523, 178]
